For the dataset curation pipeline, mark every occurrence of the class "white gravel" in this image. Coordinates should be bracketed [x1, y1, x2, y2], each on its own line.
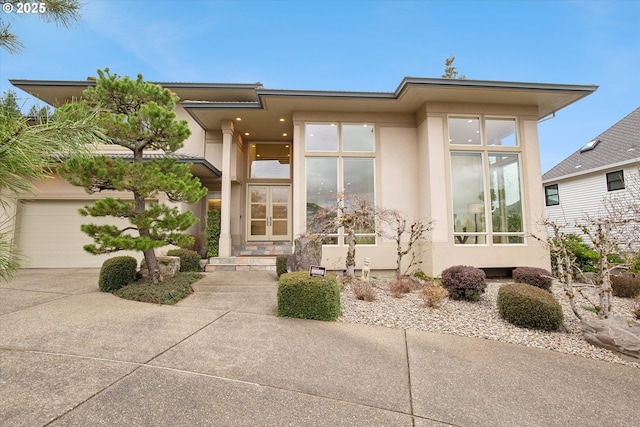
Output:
[338, 277, 640, 369]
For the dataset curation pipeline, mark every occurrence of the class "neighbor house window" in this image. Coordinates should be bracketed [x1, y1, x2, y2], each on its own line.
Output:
[545, 184, 559, 206]
[305, 123, 376, 245]
[449, 115, 524, 245]
[606, 170, 625, 191]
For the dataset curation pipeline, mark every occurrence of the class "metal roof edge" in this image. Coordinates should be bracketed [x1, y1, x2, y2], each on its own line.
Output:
[542, 159, 639, 184]
[10, 79, 263, 90]
[397, 77, 599, 95]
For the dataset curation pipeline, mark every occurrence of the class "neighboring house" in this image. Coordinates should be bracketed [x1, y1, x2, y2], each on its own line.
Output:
[7, 77, 597, 275]
[542, 107, 640, 240]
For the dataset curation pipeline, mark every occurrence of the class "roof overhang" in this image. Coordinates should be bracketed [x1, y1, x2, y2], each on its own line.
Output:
[11, 77, 597, 142]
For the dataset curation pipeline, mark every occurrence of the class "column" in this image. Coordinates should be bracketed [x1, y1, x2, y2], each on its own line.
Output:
[219, 121, 234, 257]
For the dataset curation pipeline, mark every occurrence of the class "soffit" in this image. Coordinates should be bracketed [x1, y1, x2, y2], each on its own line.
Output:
[11, 77, 597, 143]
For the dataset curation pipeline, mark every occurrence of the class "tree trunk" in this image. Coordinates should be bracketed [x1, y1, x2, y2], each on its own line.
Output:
[346, 228, 356, 277]
[133, 187, 158, 284]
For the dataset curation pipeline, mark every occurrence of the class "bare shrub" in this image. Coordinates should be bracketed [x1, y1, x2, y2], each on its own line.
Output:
[421, 282, 448, 308]
[635, 296, 640, 320]
[353, 280, 377, 302]
[389, 275, 415, 298]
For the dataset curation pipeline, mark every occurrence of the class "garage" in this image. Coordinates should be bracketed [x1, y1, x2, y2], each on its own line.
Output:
[15, 199, 142, 268]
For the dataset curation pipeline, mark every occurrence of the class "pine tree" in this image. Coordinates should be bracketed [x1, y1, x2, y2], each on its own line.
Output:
[61, 69, 207, 284]
[441, 55, 467, 79]
[1, 91, 104, 280]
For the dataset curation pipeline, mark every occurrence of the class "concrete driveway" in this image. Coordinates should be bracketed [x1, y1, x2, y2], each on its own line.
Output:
[1, 269, 638, 426]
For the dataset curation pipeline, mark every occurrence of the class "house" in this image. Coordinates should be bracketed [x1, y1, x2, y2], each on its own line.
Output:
[542, 107, 640, 239]
[7, 77, 597, 275]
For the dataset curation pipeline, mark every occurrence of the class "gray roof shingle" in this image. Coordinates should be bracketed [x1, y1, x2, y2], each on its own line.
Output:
[542, 107, 640, 181]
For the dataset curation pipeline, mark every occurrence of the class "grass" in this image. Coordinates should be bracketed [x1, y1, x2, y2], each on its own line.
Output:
[114, 272, 204, 305]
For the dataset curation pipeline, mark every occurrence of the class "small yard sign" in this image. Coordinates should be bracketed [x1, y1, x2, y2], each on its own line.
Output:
[309, 265, 326, 277]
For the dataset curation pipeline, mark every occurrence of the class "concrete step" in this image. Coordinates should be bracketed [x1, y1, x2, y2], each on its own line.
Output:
[206, 256, 278, 272]
[232, 242, 292, 256]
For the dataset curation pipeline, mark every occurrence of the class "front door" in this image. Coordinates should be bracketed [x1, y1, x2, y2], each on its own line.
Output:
[248, 185, 291, 241]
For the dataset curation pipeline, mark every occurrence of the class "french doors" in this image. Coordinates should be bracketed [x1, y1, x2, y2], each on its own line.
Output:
[247, 185, 291, 241]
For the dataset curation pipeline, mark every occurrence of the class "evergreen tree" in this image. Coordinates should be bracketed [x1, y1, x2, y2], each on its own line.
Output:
[442, 55, 467, 79]
[1, 0, 81, 53]
[1, 91, 104, 280]
[61, 69, 207, 284]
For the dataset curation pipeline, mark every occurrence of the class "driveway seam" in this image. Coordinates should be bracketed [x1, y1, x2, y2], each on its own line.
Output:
[142, 310, 231, 365]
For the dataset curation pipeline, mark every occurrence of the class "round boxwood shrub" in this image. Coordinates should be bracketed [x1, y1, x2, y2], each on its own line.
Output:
[512, 267, 553, 291]
[611, 275, 640, 298]
[166, 248, 201, 272]
[277, 271, 340, 321]
[497, 282, 564, 331]
[99, 256, 138, 292]
[441, 265, 486, 301]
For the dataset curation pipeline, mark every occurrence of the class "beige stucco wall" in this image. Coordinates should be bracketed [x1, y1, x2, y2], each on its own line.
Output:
[309, 103, 551, 276]
[176, 104, 205, 157]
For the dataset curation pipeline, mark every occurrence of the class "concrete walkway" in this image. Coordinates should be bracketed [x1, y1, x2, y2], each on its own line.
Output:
[0, 269, 638, 426]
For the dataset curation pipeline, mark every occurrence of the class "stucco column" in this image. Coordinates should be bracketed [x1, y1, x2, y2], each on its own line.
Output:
[219, 121, 234, 257]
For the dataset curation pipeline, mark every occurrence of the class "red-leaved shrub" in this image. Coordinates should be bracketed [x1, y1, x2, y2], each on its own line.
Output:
[441, 265, 486, 301]
[512, 267, 553, 291]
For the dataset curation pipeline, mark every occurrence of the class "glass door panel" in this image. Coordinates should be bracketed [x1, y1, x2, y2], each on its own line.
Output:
[248, 185, 291, 240]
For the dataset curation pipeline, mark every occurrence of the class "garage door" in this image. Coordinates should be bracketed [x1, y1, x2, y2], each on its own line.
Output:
[16, 200, 142, 268]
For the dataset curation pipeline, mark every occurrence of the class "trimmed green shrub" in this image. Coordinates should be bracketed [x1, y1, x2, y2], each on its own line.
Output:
[167, 248, 201, 272]
[99, 256, 138, 292]
[512, 267, 553, 291]
[497, 283, 564, 331]
[277, 271, 340, 321]
[611, 275, 640, 298]
[276, 255, 288, 277]
[206, 210, 221, 258]
[441, 265, 486, 301]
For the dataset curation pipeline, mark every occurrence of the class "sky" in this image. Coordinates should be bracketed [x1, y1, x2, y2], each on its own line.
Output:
[1, 0, 638, 173]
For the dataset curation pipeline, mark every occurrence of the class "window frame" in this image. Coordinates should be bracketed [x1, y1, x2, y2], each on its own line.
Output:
[447, 114, 525, 246]
[606, 170, 625, 192]
[544, 184, 560, 206]
[304, 122, 378, 246]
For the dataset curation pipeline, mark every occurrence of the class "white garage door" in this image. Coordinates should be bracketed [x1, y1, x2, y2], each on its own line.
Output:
[16, 200, 142, 268]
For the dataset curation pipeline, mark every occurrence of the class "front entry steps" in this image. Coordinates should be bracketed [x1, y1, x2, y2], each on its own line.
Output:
[232, 241, 292, 256]
[206, 256, 277, 272]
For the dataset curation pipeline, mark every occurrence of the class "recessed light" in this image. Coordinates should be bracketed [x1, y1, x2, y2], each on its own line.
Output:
[282, 133, 287, 137]
[285, 145, 289, 148]
[244, 132, 250, 136]
[279, 118, 285, 122]
[236, 117, 242, 121]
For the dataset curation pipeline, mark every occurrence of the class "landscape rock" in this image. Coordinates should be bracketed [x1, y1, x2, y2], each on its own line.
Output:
[287, 237, 322, 272]
[140, 256, 180, 280]
[581, 315, 640, 361]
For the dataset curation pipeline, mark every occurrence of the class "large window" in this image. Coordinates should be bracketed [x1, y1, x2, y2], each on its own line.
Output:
[248, 143, 291, 178]
[449, 115, 524, 245]
[305, 123, 376, 245]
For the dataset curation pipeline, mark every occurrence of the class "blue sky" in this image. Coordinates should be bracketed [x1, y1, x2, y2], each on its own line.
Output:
[1, 0, 638, 172]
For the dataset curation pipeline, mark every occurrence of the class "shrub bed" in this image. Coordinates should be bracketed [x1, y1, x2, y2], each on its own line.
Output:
[99, 256, 138, 292]
[441, 265, 486, 301]
[497, 282, 564, 331]
[277, 271, 340, 321]
[167, 248, 201, 272]
[512, 267, 554, 291]
[611, 275, 640, 298]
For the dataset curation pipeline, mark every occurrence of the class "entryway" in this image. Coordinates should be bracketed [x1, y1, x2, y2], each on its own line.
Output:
[247, 185, 291, 241]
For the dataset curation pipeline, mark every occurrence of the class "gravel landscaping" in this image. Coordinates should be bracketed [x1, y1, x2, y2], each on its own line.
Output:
[338, 277, 640, 368]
